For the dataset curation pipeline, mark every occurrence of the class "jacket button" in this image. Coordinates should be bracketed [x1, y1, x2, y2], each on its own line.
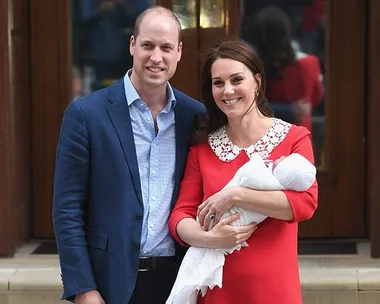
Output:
[136, 213, 143, 220]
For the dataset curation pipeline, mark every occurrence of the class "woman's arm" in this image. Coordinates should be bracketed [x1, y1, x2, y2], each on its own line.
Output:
[198, 127, 318, 229]
[176, 214, 256, 249]
[231, 188, 293, 220]
[169, 146, 256, 248]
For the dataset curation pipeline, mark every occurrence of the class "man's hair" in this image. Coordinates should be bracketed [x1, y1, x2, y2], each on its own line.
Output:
[133, 6, 182, 44]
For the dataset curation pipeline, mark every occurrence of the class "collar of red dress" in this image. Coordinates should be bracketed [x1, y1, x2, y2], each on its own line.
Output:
[207, 118, 291, 162]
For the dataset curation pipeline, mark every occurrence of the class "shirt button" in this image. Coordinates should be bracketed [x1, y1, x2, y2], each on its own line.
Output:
[146, 117, 150, 121]
[152, 170, 156, 175]
[136, 213, 143, 220]
[152, 197, 156, 201]
[149, 224, 154, 228]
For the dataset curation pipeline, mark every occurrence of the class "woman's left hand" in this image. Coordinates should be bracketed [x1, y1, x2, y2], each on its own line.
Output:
[197, 187, 236, 230]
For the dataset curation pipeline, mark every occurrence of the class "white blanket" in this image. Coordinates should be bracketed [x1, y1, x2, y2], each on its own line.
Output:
[166, 153, 316, 304]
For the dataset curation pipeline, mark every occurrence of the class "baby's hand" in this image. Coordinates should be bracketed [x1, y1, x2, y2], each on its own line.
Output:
[272, 156, 286, 170]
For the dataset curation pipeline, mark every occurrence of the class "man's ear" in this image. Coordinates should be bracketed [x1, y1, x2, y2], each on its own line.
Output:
[177, 42, 183, 62]
[130, 35, 136, 56]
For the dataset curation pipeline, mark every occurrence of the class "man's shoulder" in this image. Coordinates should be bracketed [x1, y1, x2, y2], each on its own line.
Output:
[75, 86, 111, 107]
[71, 80, 124, 112]
[172, 88, 205, 114]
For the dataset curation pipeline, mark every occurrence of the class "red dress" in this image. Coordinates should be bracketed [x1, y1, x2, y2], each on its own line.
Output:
[169, 119, 318, 304]
[266, 53, 323, 131]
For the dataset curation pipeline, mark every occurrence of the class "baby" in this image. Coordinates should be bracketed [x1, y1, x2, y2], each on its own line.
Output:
[166, 153, 316, 304]
[212, 153, 315, 252]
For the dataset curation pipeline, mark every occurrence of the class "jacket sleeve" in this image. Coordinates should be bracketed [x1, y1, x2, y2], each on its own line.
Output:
[283, 127, 319, 223]
[169, 146, 203, 247]
[52, 100, 97, 300]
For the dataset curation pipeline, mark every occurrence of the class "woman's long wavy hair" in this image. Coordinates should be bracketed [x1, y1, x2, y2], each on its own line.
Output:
[250, 6, 295, 78]
[191, 39, 273, 144]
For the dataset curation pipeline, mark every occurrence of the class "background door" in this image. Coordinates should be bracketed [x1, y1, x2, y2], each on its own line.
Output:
[298, 0, 366, 238]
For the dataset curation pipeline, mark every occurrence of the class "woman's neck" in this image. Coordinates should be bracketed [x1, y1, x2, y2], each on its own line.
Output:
[226, 110, 273, 148]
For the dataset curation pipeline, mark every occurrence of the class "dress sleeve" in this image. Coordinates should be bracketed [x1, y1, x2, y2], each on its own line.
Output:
[169, 145, 204, 246]
[283, 126, 318, 223]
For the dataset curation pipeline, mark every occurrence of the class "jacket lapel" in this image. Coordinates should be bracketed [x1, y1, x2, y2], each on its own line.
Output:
[106, 80, 143, 207]
[172, 100, 193, 207]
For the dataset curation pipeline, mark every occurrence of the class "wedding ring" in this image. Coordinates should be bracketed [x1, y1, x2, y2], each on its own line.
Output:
[209, 214, 215, 220]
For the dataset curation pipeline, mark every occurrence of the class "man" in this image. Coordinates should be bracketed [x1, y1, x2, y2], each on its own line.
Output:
[53, 6, 205, 304]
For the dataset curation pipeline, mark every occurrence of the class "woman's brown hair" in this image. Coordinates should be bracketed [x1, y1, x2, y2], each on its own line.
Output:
[192, 39, 273, 144]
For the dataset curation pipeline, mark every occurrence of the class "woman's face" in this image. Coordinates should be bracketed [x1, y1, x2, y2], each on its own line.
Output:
[211, 58, 260, 120]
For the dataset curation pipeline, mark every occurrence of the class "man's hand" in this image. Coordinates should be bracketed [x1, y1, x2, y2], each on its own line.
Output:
[75, 290, 105, 304]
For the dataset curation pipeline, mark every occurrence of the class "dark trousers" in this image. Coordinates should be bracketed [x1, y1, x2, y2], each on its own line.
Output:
[129, 257, 179, 304]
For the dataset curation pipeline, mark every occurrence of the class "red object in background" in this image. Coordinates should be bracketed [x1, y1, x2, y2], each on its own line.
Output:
[266, 54, 323, 131]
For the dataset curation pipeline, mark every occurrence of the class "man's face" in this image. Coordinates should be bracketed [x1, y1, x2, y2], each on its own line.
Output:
[129, 13, 182, 90]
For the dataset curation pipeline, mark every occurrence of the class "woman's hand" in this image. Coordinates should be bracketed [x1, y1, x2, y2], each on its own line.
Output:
[197, 187, 237, 230]
[206, 213, 257, 249]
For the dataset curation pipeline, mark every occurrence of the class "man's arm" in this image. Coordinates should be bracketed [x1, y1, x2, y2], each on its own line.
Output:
[53, 101, 98, 301]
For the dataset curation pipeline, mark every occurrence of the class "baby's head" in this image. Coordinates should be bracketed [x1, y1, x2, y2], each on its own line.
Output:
[273, 153, 316, 191]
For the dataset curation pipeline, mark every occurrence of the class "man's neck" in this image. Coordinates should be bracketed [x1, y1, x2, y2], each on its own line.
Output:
[129, 72, 168, 111]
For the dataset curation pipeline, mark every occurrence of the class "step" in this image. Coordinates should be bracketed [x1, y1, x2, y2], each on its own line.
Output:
[0, 243, 379, 304]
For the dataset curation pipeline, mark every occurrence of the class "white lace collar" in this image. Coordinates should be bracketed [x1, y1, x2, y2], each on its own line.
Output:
[208, 118, 291, 162]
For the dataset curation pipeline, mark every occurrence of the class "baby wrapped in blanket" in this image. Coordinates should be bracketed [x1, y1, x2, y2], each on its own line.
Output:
[166, 153, 316, 304]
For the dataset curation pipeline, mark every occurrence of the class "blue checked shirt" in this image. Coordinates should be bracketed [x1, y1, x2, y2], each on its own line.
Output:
[124, 71, 176, 257]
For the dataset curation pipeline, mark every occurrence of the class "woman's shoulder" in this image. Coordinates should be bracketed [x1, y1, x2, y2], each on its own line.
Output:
[189, 139, 214, 155]
[287, 123, 312, 141]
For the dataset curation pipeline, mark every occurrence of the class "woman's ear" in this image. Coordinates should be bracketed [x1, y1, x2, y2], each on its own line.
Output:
[254, 73, 262, 90]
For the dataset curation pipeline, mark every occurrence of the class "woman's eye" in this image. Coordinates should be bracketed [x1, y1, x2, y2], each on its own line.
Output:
[233, 77, 243, 82]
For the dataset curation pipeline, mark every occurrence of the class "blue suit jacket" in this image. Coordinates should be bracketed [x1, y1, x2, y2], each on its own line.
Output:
[53, 79, 205, 303]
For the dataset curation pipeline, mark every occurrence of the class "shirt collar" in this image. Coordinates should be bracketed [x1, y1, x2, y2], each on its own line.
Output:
[123, 69, 177, 109]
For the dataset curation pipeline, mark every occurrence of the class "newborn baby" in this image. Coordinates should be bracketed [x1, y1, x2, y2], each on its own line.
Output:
[213, 153, 315, 252]
[166, 153, 316, 304]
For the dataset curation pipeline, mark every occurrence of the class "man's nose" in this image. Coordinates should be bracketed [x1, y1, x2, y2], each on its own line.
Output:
[150, 48, 163, 63]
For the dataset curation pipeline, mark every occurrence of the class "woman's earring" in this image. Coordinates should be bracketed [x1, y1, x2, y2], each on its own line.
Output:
[255, 91, 259, 97]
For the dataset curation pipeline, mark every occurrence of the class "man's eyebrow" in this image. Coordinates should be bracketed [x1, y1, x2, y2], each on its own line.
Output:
[139, 40, 152, 44]
[161, 42, 175, 48]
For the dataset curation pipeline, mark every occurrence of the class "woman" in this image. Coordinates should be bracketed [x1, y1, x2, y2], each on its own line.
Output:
[250, 6, 323, 131]
[168, 39, 318, 304]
